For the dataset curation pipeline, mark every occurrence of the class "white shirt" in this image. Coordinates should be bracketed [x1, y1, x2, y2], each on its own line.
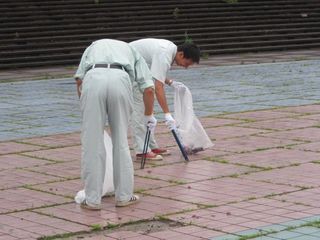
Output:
[74, 39, 154, 91]
[129, 38, 177, 84]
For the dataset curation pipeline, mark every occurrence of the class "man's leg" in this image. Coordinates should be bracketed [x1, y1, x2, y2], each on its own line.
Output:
[131, 82, 158, 153]
[80, 70, 107, 208]
[131, 83, 168, 160]
[105, 69, 138, 204]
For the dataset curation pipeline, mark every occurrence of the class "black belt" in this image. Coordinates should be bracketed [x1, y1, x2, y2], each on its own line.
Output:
[86, 63, 124, 73]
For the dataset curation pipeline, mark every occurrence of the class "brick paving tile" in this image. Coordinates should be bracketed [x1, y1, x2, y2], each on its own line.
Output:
[242, 163, 320, 188]
[168, 198, 314, 234]
[31, 176, 172, 199]
[1, 211, 89, 239]
[213, 136, 300, 153]
[30, 179, 82, 198]
[151, 133, 177, 148]
[26, 161, 81, 179]
[273, 188, 320, 208]
[134, 176, 174, 190]
[135, 160, 255, 183]
[259, 127, 320, 142]
[0, 168, 62, 190]
[0, 236, 19, 240]
[104, 230, 142, 239]
[23, 145, 81, 162]
[275, 104, 320, 114]
[0, 142, 45, 155]
[221, 148, 320, 168]
[197, 117, 244, 128]
[145, 178, 298, 206]
[0, 224, 40, 239]
[74, 235, 117, 240]
[290, 142, 320, 153]
[18, 132, 81, 147]
[0, 154, 51, 170]
[0, 188, 71, 213]
[218, 110, 302, 121]
[133, 148, 228, 169]
[127, 235, 164, 240]
[298, 113, 320, 121]
[236, 118, 319, 131]
[36, 196, 198, 227]
[205, 126, 269, 140]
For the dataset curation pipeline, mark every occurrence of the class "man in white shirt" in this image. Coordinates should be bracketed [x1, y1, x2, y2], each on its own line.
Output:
[129, 38, 200, 161]
[74, 39, 156, 209]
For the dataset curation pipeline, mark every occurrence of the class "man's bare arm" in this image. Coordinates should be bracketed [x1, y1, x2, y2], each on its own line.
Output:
[75, 78, 82, 98]
[155, 80, 170, 113]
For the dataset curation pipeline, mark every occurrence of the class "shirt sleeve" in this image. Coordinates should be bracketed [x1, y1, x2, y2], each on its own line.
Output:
[150, 51, 171, 83]
[134, 53, 154, 92]
[74, 45, 91, 80]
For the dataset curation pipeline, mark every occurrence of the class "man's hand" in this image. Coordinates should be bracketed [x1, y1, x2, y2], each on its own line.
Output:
[164, 113, 176, 130]
[170, 81, 184, 88]
[144, 114, 157, 133]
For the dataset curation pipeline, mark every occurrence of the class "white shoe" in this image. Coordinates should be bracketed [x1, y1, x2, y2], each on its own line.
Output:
[116, 195, 140, 207]
[80, 200, 101, 210]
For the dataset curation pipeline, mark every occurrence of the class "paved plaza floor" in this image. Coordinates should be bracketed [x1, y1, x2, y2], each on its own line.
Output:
[0, 49, 320, 239]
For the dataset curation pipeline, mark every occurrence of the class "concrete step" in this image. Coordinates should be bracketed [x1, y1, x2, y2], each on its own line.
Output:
[0, 0, 319, 69]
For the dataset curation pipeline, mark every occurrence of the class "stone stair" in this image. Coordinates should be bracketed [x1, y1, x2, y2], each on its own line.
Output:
[1, 0, 320, 69]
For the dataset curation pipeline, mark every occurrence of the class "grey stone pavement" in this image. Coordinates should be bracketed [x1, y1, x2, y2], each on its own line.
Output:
[0, 49, 320, 141]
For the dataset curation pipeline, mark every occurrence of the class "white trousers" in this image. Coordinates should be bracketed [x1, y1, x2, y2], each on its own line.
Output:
[80, 68, 134, 204]
[131, 82, 158, 154]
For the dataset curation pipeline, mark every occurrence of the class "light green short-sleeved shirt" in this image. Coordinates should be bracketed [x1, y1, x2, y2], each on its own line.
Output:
[129, 38, 177, 84]
[74, 39, 154, 92]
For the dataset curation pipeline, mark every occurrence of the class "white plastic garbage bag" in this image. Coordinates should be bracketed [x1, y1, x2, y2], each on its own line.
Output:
[172, 81, 213, 154]
[75, 130, 114, 204]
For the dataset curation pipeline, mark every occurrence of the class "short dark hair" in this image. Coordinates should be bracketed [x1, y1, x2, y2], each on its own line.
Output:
[177, 43, 200, 64]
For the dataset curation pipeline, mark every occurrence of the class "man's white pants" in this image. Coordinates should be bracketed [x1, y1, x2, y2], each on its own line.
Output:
[80, 68, 134, 205]
[131, 82, 158, 154]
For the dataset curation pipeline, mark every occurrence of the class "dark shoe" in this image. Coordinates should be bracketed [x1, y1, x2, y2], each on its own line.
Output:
[116, 195, 140, 207]
[80, 200, 101, 210]
[136, 152, 163, 161]
[151, 148, 171, 156]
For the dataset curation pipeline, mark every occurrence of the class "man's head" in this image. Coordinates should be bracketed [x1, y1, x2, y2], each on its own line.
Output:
[175, 43, 200, 68]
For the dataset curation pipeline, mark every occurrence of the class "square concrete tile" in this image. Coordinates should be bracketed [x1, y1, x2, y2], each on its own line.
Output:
[0, 211, 89, 239]
[219, 110, 301, 121]
[0, 154, 51, 170]
[35, 196, 198, 227]
[221, 148, 320, 168]
[168, 198, 310, 234]
[26, 161, 81, 179]
[0, 188, 71, 213]
[0, 141, 45, 155]
[18, 132, 81, 147]
[198, 117, 244, 128]
[273, 187, 320, 208]
[145, 177, 298, 206]
[291, 142, 320, 153]
[168, 199, 308, 235]
[214, 136, 300, 153]
[237, 118, 319, 130]
[276, 104, 320, 114]
[242, 163, 320, 188]
[23, 145, 81, 162]
[0, 168, 62, 189]
[259, 128, 320, 142]
[298, 113, 320, 121]
[135, 160, 255, 183]
[206, 126, 269, 140]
